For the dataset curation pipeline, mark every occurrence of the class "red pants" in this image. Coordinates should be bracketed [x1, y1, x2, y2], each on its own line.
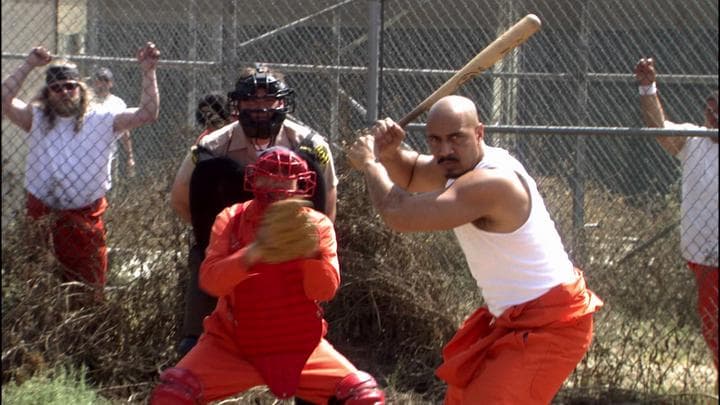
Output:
[177, 326, 357, 404]
[26, 193, 109, 288]
[688, 262, 719, 369]
[438, 271, 603, 404]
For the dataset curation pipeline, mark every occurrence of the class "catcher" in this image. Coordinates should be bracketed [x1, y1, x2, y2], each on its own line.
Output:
[150, 147, 385, 405]
[172, 67, 336, 359]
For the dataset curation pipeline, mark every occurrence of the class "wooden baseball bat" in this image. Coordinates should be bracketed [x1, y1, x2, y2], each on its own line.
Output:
[397, 14, 542, 128]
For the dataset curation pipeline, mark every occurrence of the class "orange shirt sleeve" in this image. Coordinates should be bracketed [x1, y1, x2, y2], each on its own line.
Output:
[199, 204, 254, 297]
[201, 204, 340, 300]
[301, 209, 340, 301]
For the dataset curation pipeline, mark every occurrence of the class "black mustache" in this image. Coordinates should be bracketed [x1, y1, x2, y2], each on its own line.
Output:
[437, 156, 459, 164]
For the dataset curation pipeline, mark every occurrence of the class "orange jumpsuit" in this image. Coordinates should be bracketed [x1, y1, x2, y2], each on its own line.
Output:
[176, 200, 357, 404]
[26, 192, 108, 288]
[687, 262, 718, 369]
[438, 270, 603, 404]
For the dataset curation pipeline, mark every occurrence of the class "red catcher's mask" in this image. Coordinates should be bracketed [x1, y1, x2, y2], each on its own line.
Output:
[244, 147, 316, 206]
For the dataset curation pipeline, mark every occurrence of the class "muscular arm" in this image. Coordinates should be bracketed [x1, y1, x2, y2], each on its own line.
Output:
[635, 57, 685, 157]
[359, 160, 527, 233]
[170, 152, 194, 223]
[2, 61, 38, 132]
[380, 148, 446, 193]
[371, 118, 446, 192]
[120, 131, 135, 162]
[113, 69, 159, 133]
[640, 93, 685, 157]
[113, 43, 160, 133]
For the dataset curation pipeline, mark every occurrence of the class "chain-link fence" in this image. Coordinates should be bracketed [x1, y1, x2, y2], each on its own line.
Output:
[2, 0, 718, 401]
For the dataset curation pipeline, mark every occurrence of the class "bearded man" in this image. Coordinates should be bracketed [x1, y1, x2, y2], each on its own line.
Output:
[1, 42, 160, 294]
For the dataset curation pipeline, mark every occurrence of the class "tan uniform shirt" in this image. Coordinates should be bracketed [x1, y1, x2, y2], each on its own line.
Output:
[179, 117, 337, 188]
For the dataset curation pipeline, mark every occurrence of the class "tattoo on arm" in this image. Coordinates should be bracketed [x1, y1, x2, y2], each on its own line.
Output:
[363, 163, 407, 215]
[365, 174, 390, 210]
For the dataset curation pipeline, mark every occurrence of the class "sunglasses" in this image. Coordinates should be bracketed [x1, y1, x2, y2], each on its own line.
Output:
[48, 82, 79, 93]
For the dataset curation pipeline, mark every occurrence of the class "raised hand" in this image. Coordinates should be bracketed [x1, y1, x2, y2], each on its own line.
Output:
[371, 117, 405, 162]
[26, 47, 52, 68]
[137, 42, 160, 71]
[347, 134, 376, 171]
[634, 57, 656, 85]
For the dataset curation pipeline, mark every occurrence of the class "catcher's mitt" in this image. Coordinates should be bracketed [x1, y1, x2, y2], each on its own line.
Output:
[254, 198, 320, 263]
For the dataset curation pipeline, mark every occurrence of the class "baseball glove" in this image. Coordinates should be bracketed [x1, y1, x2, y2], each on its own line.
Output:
[254, 198, 320, 263]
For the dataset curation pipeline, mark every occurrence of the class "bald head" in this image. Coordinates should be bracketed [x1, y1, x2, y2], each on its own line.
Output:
[427, 95, 481, 128]
[425, 95, 485, 179]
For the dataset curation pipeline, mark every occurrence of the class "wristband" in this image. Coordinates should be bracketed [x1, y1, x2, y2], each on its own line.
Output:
[638, 83, 657, 96]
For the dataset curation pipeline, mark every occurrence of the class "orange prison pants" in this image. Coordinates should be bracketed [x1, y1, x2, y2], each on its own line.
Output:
[439, 271, 603, 405]
[26, 193, 109, 288]
[177, 325, 357, 404]
[688, 262, 719, 369]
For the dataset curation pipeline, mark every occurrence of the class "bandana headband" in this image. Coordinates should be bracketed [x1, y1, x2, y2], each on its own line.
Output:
[46, 65, 80, 85]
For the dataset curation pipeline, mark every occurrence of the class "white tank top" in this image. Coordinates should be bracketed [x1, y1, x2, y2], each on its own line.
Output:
[25, 106, 118, 209]
[448, 146, 576, 316]
[667, 122, 719, 267]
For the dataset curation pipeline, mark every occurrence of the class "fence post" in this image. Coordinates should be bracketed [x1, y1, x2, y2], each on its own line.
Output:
[331, 10, 341, 142]
[366, 0, 382, 125]
[490, 0, 519, 150]
[187, 0, 198, 128]
[221, 1, 238, 93]
[86, 1, 98, 55]
[572, 2, 591, 265]
[53, 0, 60, 54]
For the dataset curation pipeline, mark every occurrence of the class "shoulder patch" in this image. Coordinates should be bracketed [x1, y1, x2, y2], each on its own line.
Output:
[191, 145, 200, 165]
[191, 145, 216, 165]
[313, 143, 330, 166]
[297, 142, 330, 167]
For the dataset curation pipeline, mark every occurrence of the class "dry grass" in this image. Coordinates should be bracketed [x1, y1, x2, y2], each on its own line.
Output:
[2, 154, 717, 404]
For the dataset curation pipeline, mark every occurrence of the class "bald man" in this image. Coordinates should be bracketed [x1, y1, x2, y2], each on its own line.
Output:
[347, 95, 603, 404]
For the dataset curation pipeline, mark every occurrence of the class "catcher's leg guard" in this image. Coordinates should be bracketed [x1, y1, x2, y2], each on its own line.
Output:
[150, 367, 204, 405]
[333, 371, 385, 404]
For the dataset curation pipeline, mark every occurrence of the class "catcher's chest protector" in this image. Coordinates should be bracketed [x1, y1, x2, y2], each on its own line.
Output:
[230, 260, 325, 399]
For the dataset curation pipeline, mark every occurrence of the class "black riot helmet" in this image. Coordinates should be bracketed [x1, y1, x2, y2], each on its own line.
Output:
[227, 67, 295, 143]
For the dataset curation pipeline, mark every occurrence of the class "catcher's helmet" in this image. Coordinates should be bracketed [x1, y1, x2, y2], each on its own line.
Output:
[228, 67, 295, 142]
[245, 147, 316, 205]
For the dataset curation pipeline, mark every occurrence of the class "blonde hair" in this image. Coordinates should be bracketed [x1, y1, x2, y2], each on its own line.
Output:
[33, 60, 91, 133]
